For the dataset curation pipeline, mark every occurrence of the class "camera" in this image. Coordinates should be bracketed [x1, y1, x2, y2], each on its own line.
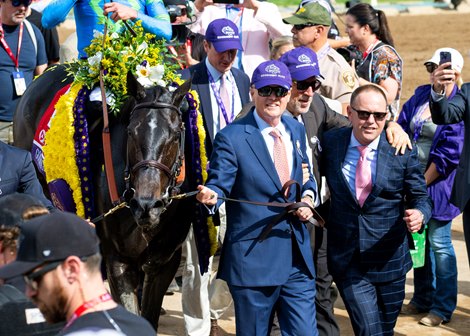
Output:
[337, 45, 363, 67]
[167, 5, 187, 23]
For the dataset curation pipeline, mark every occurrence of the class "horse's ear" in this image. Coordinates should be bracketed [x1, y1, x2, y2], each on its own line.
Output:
[127, 71, 146, 100]
[172, 78, 192, 108]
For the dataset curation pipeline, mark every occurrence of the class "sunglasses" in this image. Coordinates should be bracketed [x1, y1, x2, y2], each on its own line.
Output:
[351, 107, 388, 121]
[23, 260, 63, 292]
[294, 79, 322, 92]
[11, 0, 32, 7]
[293, 23, 318, 31]
[425, 63, 438, 74]
[257, 86, 289, 98]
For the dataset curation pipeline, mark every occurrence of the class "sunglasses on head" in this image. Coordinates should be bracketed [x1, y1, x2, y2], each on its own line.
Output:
[293, 23, 318, 31]
[23, 260, 64, 292]
[11, 0, 32, 7]
[257, 86, 289, 98]
[294, 78, 322, 92]
[351, 107, 388, 121]
[425, 63, 438, 74]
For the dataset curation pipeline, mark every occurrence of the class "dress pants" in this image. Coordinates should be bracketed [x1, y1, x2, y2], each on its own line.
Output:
[464, 201, 470, 268]
[229, 240, 318, 336]
[335, 266, 406, 336]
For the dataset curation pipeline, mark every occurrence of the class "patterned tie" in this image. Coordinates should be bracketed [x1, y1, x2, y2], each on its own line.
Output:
[270, 128, 290, 187]
[355, 146, 372, 207]
[219, 74, 231, 130]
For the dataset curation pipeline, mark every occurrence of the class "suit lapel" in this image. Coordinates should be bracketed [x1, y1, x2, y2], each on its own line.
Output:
[193, 62, 215, 142]
[336, 129, 359, 205]
[283, 116, 301, 181]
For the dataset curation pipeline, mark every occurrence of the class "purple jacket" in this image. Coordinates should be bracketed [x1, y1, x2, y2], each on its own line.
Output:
[398, 84, 464, 221]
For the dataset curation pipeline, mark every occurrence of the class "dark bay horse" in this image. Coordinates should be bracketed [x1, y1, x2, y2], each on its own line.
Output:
[13, 64, 196, 330]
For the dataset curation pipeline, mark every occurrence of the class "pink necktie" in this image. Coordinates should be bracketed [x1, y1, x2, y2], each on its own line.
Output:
[270, 128, 290, 187]
[356, 146, 372, 207]
[219, 74, 231, 130]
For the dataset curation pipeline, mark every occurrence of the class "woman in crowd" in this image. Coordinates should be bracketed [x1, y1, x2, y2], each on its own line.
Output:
[397, 48, 464, 328]
[345, 3, 402, 120]
[270, 36, 294, 60]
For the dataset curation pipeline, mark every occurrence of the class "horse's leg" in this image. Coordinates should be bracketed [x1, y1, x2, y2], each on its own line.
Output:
[140, 247, 182, 331]
[105, 254, 141, 315]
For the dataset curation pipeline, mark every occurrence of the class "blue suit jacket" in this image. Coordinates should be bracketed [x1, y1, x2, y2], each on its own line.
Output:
[205, 110, 317, 287]
[0, 141, 53, 210]
[322, 128, 432, 282]
[179, 60, 251, 155]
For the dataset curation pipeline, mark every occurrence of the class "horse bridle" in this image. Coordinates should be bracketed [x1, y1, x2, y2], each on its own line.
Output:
[124, 101, 186, 209]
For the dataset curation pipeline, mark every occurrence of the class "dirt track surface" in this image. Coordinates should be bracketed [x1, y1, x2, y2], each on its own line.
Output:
[56, 9, 470, 336]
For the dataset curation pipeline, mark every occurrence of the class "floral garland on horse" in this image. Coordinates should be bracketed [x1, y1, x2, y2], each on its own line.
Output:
[37, 21, 217, 263]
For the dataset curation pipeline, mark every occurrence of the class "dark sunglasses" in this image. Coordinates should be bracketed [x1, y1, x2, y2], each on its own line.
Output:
[257, 86, 289, 98]
[11, 0, 32, 7]
[351, 107, 388, 121]
[293, 23, 318, 30]
[425, 63, 438, 74]
[294, 79, 322, 92]
[23, 260, 63, 292]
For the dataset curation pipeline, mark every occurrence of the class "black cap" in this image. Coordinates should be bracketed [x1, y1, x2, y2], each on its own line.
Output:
[0, 212, 100, 280]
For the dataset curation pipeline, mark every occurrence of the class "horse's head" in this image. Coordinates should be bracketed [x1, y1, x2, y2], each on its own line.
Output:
[124, 72, 191, 231]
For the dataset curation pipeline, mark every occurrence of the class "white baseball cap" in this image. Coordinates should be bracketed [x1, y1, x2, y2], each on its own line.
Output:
[424, 48, 464, 73]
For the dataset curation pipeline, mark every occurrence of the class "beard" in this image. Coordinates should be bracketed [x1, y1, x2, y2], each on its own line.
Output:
[33, 280, 68, 324]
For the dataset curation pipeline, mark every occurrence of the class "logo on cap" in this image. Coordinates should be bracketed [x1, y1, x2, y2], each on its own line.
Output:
[298, 54, 312, 63]
[43, 250, 51, 257]
[221, 26, 235, 36]
[297, 7, 306, 14]
[265, 64, 281, 74]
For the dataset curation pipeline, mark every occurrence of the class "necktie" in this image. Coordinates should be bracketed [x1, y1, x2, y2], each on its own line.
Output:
[355, 146, 372, 207]
[219, 74, 231, 130]
[270, 128, 290, 187]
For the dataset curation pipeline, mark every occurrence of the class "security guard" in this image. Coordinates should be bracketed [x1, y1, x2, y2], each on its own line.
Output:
[284, 2, 358, 115]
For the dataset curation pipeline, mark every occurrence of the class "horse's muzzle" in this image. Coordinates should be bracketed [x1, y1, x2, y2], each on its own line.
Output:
[128, 196, 169, 229]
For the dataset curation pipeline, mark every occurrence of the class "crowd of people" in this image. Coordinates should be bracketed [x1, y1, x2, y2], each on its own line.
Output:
[0, 0, 469, 335]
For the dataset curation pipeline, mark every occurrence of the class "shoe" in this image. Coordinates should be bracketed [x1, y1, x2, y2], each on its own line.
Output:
[209, 319, 219, 336]
[419, 313, 444, 327]
[400, 302, 423, 315]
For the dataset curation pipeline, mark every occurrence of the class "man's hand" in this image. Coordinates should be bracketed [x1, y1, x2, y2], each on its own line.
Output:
[432, 63, 456, 94]
[295, 206, 313, 222]
[386, 121, 412, 155]
[239, 0, 260, 11]
[302, 163, 309, 185]
[104, 2, 138, 22]
[403, 209, 424, 233]
[196, 185, 218, 206]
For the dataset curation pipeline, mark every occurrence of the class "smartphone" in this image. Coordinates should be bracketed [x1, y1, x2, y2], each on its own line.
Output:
[439, 51, 452, 70]
[212, 0, 243, 4]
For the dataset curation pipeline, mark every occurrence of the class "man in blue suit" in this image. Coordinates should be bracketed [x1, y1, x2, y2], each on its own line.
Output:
[322, 84, 432, 336]
[179, 18, 250, 335]
[197, 60, 319, 335]
[0, 140, 53, 210]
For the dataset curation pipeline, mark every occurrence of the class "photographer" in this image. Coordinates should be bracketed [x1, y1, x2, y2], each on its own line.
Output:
[164, 0, 206, 68]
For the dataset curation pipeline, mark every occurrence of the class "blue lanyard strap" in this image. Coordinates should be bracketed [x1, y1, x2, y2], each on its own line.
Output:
[207, 70, 235, 124]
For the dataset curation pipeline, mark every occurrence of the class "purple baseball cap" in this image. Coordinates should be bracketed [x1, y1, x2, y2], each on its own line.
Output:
[251, 60, 292, 90]
[279, 47, 323, 81]
[205, 18, 243, 53]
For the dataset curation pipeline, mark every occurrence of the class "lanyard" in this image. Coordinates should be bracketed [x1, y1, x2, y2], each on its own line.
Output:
[207, 69, 235, 125]
[0, 22, 24, 71]
[362, 39, 379, 60]
[64, 293, 113, 330]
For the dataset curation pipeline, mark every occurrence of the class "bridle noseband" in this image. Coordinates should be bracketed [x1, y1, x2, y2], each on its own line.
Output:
[124, 100, 185, 209]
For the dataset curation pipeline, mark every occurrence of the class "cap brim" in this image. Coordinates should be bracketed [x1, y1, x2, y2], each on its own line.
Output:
[253, 78, 291, 90]
[0, 260, 41, 280]
[291, 68, 322, 81]
[212, 41, 243, 53]
[283, 15, 309, 25]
